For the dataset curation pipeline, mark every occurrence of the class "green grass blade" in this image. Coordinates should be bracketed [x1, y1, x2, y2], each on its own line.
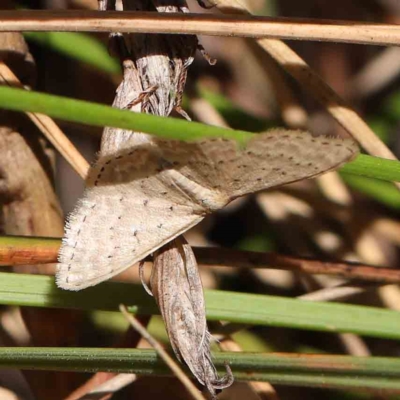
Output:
[0, 86, 398, 181]
[24, 32, 120, 74]
[0, 85, 250, 143]
[0, 347, 399, 390]
[342, 174, 400, 209]
[1, 272, 400, 340]
[341, 154, 400, 182]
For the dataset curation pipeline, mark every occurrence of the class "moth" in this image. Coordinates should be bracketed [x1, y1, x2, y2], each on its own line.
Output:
[57, 130, 358, 290]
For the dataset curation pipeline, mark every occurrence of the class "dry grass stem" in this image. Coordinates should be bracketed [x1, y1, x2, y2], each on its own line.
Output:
[255, 37, 400, 171]
[0, 62, 89, 179]
[298, 283, 374, 302]
[351, 47, 400, 99]
[1, 10, 400, 46]
[190, 97, 230, 128]
[338, 333, 371, 357]
[316, 172, 353, 206]
[245, 39, 308, 129]
[119, 305, 207, 400]
[76, 374, 137, 400]
[3, 237, 400, 283]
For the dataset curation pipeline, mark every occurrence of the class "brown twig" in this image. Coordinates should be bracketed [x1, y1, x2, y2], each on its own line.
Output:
[1, 10, 400, 46]
[2, 236, 400, 284]
[196, 247, 400, 283]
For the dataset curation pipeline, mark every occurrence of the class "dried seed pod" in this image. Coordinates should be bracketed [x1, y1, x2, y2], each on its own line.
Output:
[150, 238, 234, 397]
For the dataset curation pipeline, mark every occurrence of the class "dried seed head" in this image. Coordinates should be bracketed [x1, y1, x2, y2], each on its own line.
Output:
[149, 238, 234, 397]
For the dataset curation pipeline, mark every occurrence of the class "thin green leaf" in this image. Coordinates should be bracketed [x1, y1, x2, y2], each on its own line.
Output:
[0, 347, 399, 391]
[341, 174, 400, 209]
[1, 272, 400, 340]
[24, 32, 120, 74]
[0, 85, 250, 143]
[0, 86, 398, 181]
[341, 154, 400, 183]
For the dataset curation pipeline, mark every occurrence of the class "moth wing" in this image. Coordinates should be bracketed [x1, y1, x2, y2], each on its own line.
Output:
[228, 130, 358, 199]
[160, 130, 358, 201]
[56, 145, 204, 291]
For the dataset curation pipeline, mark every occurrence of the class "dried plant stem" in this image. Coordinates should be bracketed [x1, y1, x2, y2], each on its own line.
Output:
[194, 247, 400, 284]
[2, 10, 400, 46]
[0, 62, 89, 178]
[255, 39, 397, 160]
[73, 374, 136, 400]
[2, 236, 400, 284]
[298, 283, 373, 302]
[351, 47, 400, 99]
[245, 39, 308, 129]
[84, 374, 136, 399]
[119, 305, 207, 400]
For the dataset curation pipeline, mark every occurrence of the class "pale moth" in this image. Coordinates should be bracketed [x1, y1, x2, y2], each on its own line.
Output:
[56, 130, 358, 290]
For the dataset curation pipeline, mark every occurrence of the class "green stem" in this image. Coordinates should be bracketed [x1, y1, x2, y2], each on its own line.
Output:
[0, 347, 399, 391]
[0, 86, 399, 181]
[1, 272, 400, 340]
